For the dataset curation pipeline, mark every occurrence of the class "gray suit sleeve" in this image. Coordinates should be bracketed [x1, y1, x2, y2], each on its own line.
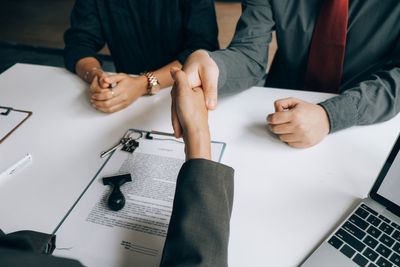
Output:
[209, 0, 275, 93]
[160, 159, 234, 267]
[319, 40, 400, 133]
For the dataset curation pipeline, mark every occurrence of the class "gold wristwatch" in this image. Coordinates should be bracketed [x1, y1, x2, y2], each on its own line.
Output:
[142, 72, 160, 95]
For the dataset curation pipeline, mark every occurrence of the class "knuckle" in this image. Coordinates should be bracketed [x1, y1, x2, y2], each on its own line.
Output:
[296, 123, 306, 132]
[290, 143, 303, 148]
[271, 125, 279, 133]
[120, 93, 128, 100]
[269, 115, 276, 124]
[268, 124, 275, 131]
[291, 111, 301, 121]
[102, 101, 111, 108]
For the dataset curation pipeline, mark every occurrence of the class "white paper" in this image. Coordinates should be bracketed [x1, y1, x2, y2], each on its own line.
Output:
[54, 134, 225, 267]
[0, 107, 29, 140]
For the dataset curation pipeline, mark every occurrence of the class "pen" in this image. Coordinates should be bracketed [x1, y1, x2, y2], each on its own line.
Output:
[0, 154, 32, 178]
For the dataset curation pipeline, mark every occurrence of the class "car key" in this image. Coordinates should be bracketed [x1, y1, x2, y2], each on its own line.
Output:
[100, 137, 129, 158]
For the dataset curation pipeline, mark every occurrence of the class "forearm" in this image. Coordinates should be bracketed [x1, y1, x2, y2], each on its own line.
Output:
[320, 64, 400, 132]
[160, 159, 234, 267]
[75, 57, 103, 83]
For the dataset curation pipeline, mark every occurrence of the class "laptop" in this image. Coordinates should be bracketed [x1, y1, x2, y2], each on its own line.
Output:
[302, 134, 400, 267]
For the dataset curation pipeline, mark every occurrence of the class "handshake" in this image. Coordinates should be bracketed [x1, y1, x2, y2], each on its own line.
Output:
[169, 67, 211, 161]
[171, 50, 331, 151]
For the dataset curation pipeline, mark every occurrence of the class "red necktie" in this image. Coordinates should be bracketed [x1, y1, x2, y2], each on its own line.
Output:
[304, 0, 349, 93]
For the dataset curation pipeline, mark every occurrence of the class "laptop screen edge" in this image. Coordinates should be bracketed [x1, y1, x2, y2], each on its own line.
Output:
[369, 133, 400, 217]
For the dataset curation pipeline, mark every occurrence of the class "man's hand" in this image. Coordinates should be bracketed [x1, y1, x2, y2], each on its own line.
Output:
[170, 50, 219, 138]
[267, 97, 330, 148]
[170, 67, 211, 160]
[90, 73, 148, 113]
[183, 50, 219, 110]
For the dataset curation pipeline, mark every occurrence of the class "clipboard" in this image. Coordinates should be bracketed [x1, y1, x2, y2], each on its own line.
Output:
[0, 106, 32, 144]
[53, 128, 226, 267]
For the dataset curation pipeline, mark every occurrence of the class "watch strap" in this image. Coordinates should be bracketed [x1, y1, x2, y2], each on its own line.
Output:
[142, 72, 160, 95]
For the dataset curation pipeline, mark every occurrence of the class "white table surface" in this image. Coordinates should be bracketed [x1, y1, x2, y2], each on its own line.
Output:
[0, 63, 399, 266]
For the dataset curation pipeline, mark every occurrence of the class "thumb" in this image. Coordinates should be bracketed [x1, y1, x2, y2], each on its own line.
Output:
[170, 83, 183, 138]
[99, 76, 111, 89]
[170, 67, 180, 78]
[274, 97, 301, 112]
[199, 64, 218, 110]
[170, 67, 191, 96]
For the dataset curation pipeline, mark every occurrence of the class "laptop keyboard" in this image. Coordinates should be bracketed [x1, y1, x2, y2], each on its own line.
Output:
[327, 203, 400, 267]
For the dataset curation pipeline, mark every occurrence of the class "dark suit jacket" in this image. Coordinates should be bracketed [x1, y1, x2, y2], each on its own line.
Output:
[64, 0, 219, 74]
[0, 159, 234, 267]
[211, 0, 400, 133]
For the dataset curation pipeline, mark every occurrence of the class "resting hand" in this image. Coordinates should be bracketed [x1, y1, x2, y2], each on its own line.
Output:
[267, 97, 330, 148]
[170, 67, 211, 160]
[90, 73, 148, 113]
[87, 69, 111, 90]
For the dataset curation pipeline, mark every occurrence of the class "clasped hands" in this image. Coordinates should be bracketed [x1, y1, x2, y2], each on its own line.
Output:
[89, 71, 148, 113]
[171, 50, 331, 149]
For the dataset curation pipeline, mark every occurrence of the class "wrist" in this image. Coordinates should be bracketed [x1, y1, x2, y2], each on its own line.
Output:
[84, 67, 103, 83]
[184, 129, 211, 161]
[141, 72, 161, 95]
[137, 75, 149, 96]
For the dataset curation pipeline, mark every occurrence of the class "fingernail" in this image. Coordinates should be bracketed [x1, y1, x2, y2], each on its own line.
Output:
[207, 99, 216, 109]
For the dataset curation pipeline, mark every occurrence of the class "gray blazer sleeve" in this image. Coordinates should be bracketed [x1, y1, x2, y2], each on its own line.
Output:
[209, 0, 274, 93]
[319, 39, 400, 133]
[160, 159, 234, 267]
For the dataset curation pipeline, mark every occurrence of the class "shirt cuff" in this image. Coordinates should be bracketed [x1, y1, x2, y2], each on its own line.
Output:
[208, 50, 228, 90]
[180, 158, 234, 180]
[64, 46, 103, 73]
[319, 94, 359, 133]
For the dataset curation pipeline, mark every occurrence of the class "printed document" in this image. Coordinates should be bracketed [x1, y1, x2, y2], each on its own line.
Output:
[54, 134, 225, 267]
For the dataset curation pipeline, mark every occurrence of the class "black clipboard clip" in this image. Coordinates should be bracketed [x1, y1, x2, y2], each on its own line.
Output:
[145, 130, 175, 140]
[0, 106, 13, 116]
[100, 130, 181, 158]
